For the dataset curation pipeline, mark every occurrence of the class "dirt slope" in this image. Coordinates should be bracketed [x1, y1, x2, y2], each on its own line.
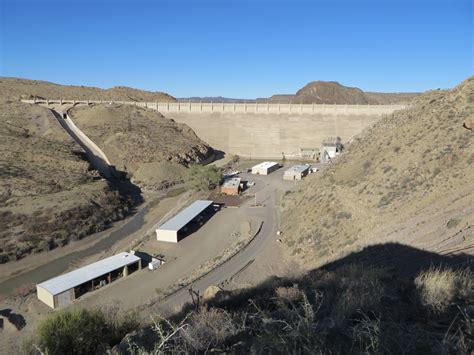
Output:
[0, 77, 176, 102]
[69, 104, 214, 191]
[0, 99, 133, 263]
[281, 77, 473, 269]
[267, 80, 418, 104]
[0, 78, 206, 263]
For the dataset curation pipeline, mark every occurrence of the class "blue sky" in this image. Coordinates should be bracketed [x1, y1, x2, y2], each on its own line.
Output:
[0, 0, 472, 98]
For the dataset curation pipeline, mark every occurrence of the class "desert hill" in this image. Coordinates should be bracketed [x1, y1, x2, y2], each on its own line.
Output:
[180, 81, 418, 104]
[266, 80, 418, 104]
[0, 78, 211, 263]
[0, 99, 133, 263]
[0, 77, 176, 102]
[69, 104, 214, 191]
[281, 77, 473, 269]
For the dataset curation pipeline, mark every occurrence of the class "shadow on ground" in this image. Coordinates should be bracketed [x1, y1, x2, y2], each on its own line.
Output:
[118, 243, 473, 354]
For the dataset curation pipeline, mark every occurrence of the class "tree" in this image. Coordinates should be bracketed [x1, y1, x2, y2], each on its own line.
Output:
[186, 164, 223, 191]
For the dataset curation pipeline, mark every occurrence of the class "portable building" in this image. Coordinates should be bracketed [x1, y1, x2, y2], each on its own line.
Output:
[221, 177, 241, 195]
[283, 165, 310, 180]
[251, 162, 279, 175]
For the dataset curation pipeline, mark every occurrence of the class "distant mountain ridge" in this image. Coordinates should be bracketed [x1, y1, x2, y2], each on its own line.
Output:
[179, 81, 418, 104]
[0, 77, 176, 102]
[266, 81, 418, 104]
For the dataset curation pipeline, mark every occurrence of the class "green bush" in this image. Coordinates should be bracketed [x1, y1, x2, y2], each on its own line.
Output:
[185, 164, 223, 191]
[37, 308, 107, 355]
[35, 307, 140, 354]
[446, 218, 461, 229]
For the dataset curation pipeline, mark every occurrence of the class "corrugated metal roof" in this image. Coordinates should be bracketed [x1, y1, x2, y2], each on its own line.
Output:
[157, 200, 213, 232]
[285, 165, 310, 174]
[252, 161, 278, 170]
[223, 177, 241, 188]
[37, 252, 141, 295]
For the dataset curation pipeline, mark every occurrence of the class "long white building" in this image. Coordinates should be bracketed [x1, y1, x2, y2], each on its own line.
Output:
[155, 200, 214, 242]
[36, 252, 141, 309]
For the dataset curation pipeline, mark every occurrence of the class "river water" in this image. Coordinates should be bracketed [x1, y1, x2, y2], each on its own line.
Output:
[0, 206, 149, 295]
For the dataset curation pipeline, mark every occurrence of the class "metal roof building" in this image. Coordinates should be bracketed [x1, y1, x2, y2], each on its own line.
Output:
[156, 200, 214, 242]
[36, 252, 141, 309]
[251, 161, 279, 175]
[283, 164, 310, 180]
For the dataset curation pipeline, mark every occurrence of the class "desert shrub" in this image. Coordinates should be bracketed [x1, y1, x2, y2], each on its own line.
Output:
[231, 155, 240, 163]
[34, 307, 140, 354]
[0, 252, 9, 264]
[180, 307, 238, 351]
[336, 211, 352, 220]
[446, 218, 461, 229]
[37, 308, 108, 355]
[185, 164, 222, 191]
[102, 305, 141, 345]
[274, 284, 305, 308]
[415, 266, 473, 313]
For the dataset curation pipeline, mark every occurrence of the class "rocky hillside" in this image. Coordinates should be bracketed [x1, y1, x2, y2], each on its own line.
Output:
[0, 78, 209, 263]
[0, 99, 133, 263]
[69, 104, 214, 191]
[0, 77, 176, 102]
[281, 77, 473, 269]
[266, 80, 418, 104]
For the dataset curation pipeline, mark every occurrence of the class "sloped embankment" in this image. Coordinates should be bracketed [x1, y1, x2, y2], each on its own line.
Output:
[69, 104, 214, 191]
[281, 77, 473, 269]
[0, 99, 133, 263]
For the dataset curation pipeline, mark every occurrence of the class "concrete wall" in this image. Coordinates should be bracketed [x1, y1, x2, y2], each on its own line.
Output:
[156, 229, 178, 243]
[22, 99, 403, 159]
[23, 99, 405, 116]
[166, 112, 390, 159]
[36, 285, 55, 309]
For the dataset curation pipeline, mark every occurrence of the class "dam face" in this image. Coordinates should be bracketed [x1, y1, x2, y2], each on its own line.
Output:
[165, 111, 391, 159]
[21, 99, 402, 159]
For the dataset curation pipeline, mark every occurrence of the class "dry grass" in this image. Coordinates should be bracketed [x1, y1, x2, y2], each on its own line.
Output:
[114, 263, 472, 354]
[0, 100, 134, 263]
[179, 307, 238, 351]
[281, 76, 474, 268]
[415, 266, 473, 313]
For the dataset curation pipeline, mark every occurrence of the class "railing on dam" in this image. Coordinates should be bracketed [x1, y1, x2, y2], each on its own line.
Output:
[22, 98, 406, 115]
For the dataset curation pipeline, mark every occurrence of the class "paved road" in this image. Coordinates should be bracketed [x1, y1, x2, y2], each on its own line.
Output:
[152, 174, 280, 314]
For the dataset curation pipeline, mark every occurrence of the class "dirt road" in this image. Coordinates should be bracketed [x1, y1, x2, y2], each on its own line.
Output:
[146, 171, 285, 315]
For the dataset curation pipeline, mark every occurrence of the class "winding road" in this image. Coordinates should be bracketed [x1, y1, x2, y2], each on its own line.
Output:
[151, 174, 281, 314]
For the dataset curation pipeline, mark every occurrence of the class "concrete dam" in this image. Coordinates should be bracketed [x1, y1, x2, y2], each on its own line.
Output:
[23, 99, 405, 159]
[161, 103, 404, 159]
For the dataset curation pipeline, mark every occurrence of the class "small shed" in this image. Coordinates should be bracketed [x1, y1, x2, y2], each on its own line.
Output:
[283, 165, 310, 180]
[221, 177, 241, 195]
[251, 162, 279, 175]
